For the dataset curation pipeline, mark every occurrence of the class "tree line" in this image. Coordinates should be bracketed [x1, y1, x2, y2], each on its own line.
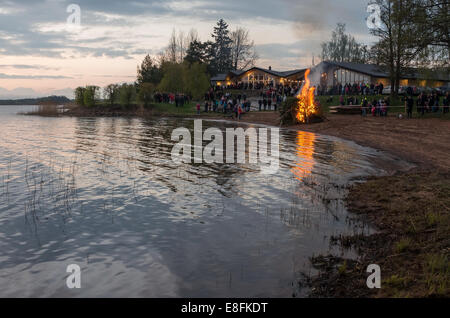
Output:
[321, 0, 449, 96]
[74, 19, 259, 107]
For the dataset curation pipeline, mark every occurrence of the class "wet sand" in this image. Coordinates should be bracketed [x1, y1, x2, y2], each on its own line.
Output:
[236, 112, 450, 171]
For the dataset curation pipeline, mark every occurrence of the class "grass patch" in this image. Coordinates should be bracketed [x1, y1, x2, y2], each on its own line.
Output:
[426, 212, 445, 227]
[312, 171, 450, 298]
[150, 102, 197, 115]
[338, 261, 347, 276]
[425, 254, 449, 296]
[395, 238, 413, 253]
[384, 275, 408, 289]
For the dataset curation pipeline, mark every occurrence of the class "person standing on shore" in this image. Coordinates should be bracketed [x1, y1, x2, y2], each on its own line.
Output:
[237, 103, 243, 121]
[406, 95, 414, 119]
[443, 92, 449, 114]
[361, 97, 368, 117]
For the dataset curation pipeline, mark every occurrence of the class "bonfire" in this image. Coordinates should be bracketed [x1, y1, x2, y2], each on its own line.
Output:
[293, 69, 321, 124]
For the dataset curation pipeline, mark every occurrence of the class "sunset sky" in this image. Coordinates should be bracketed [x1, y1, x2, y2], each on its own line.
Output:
[0, 0, 375, 99]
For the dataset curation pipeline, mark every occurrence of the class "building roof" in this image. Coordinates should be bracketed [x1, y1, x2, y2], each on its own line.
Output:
[210, 67, 307, 82]
[213, 62, 449, 83]
[240, 67, 306, 78]
[320, 61, 388, 78]
[319, 61, 450, 82]
[210, 74, 228, 82]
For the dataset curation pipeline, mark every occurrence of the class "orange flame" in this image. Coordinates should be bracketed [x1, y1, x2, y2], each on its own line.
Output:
[295, 69, 317, 124]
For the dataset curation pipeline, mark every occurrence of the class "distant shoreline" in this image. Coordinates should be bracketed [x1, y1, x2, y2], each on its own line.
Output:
[0, 96, 72, 106]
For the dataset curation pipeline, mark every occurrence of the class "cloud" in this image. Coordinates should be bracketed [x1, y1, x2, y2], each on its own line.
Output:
[0, 0, 373, 60]
[0, 86, 74, 99]
[0, 73, 72, 79]
[0, 0, 296, 60]
[0, 64, 59, 70]
[257, 41, 309, 60]
[0, 0, 377, 96]
[0, 86, 40, 99]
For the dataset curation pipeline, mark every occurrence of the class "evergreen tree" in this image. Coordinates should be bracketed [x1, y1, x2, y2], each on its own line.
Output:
[211, 19, 233, 74]
[184, 40, 207, 65]
[137, 54, 162, 85]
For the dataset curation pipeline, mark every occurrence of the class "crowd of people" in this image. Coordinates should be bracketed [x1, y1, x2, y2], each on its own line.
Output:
[153, 92, 191, 107]
[360, 96, 391, 117]
[213, 83, 301, 95]
[317, 82, 385, 96]
[154, 82, 449, 120]
[202, 85, 300, 118]
[410, 92, 450, 117]
[359, 92, 450, 118]
[198, 89, 252, 120]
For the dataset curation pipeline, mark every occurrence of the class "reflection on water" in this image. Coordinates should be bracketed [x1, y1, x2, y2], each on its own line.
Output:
[291, 131, 316, 181]
[0, 106, 398, 297]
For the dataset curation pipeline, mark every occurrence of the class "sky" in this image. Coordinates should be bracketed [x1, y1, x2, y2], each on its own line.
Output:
[0, 0, 376, 99]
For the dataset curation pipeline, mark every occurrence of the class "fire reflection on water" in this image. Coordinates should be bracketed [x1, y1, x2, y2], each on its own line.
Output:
[291, 131, 316, 181]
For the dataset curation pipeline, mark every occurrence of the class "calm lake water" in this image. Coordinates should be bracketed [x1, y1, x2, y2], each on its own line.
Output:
[0, 106, 398, 297]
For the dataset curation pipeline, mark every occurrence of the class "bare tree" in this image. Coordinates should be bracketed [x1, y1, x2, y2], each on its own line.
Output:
[187, 28, 199, 46]
[165, 29, 197, 63]
[320, 23, 369, 63]
[230, 27, 259, 70]
[370, 0, 422, 95]
[412, 0, 449, 68]
[177, 30, 186, 63]
[167, 29, 178, 63]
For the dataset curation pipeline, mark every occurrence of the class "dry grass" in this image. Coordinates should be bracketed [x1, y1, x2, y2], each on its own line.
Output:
[20, 101, 71, 116]
[347, 171, 449, 297]
[307, 170, 449, 298]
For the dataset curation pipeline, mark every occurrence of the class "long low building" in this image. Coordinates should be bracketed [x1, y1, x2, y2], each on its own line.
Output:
[211, 67, 307, 87]
[314, 61, 450, 88]
[211, 62, 450, 89]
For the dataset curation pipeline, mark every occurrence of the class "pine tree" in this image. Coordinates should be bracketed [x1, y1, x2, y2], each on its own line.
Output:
[184, 40, 207, 65]
[211, 19, 233, 74]
[137, 55, 162, 85]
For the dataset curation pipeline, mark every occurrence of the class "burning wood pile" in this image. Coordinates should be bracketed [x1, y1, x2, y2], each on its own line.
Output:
[279, 68, 323, 125]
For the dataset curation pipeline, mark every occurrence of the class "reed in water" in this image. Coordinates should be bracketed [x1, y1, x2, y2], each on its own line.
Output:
[20, 101, 72, 116]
